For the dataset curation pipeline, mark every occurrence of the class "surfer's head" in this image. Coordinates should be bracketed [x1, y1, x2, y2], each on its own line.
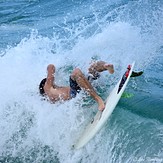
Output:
[39, 78, 46, 95]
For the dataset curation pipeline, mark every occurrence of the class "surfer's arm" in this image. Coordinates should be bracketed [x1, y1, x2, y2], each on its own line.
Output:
[46, 64, 55, 87]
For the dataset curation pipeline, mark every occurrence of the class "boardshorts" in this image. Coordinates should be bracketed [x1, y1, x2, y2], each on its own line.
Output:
[69, 77, 81, 98]
[69, 72, 100, 98]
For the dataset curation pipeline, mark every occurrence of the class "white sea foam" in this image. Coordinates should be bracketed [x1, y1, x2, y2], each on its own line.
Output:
[0, 0, 162, 162]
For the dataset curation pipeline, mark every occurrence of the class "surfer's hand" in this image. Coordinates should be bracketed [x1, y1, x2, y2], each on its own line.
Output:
[98, 99, 105, 111]
[99, 106, 105, 111]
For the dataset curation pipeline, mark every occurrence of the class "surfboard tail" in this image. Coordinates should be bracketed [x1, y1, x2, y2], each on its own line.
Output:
[117, 64, 132, 94]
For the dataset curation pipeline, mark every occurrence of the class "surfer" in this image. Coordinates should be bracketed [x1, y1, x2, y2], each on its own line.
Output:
[39, 61, 114, 111]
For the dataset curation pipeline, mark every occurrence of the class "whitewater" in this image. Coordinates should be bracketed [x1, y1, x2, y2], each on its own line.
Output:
[0, 0, 163, 162]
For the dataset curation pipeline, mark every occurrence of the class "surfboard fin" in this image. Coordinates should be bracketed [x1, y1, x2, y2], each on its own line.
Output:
[122, 92, 134, 98]
[131, 71, 143, 77]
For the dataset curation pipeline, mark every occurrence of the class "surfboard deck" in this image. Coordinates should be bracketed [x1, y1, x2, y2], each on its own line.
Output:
[73, 62, 135, 149]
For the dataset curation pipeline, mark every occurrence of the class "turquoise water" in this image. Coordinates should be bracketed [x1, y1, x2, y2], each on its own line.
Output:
[0, 0, 163, 162]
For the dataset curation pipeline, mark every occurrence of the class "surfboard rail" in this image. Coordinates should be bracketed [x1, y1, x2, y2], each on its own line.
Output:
[73, 61, 135, 149]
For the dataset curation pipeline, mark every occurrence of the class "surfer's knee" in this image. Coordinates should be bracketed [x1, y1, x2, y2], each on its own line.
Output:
[71, 68, 83, 80]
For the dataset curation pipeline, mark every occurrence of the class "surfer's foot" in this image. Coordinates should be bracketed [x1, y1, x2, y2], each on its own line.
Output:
[104, 64, 114, 74]
[97, 98, 105, 111]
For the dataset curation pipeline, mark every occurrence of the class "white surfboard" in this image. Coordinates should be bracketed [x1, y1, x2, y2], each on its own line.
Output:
[73, 61, 135, 149]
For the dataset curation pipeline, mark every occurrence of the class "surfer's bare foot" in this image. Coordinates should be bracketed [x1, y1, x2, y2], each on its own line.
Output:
[88, 61, 114, 76]
[104, 64, 114, 74]
[97, 98, 105, 111]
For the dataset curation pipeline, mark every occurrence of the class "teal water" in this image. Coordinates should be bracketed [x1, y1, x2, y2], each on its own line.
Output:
[0, 0, 163, 163]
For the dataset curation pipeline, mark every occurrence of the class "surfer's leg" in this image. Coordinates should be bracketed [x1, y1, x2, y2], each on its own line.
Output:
[71, 68, 105, 111]
[88, 61, 114, 79]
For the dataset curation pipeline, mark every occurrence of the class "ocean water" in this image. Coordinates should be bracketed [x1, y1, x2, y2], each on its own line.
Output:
[0, 0, 163, 163]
